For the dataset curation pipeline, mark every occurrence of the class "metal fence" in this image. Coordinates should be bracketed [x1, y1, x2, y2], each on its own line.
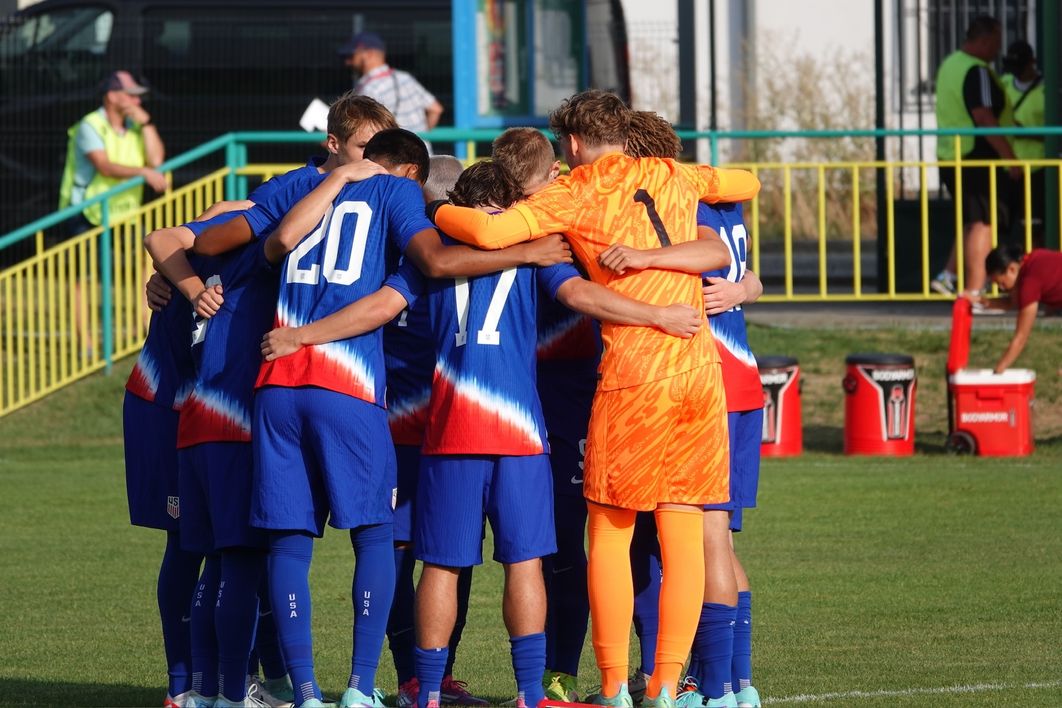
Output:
[1, 126, 1059, 417]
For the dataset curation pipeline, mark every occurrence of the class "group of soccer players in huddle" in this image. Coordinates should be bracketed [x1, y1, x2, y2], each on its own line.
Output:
[124, 88, 765, 708]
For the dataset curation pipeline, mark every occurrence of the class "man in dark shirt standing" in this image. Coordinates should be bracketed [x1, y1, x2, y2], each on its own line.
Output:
[979, 244, 1062, 372]
[933, 15, 1020, 300]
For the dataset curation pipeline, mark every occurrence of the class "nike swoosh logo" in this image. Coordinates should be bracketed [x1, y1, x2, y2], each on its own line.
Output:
[570, 476, 583, 485]
[181, 615, 191, 623]
[552, 565, 573, 574]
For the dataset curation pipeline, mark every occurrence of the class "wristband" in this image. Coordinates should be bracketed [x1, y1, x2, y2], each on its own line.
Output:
[425, 199, 448, 223]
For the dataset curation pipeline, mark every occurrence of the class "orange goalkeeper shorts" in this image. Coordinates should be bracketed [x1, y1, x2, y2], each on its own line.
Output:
[583, 363, 730, 511]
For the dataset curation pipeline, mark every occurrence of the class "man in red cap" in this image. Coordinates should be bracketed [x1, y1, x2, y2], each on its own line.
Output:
[59, 70, 168, 233]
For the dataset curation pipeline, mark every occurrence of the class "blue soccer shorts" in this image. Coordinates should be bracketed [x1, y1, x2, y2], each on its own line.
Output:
[252, 386, 397, 537]
[705, 408, 763, 527]
[178, 440, 268, 554]
[539, 363, 595, 501]
[123, 391, 180, 531]
[393, 443, 420, 544]
[415, 453, 556, 567]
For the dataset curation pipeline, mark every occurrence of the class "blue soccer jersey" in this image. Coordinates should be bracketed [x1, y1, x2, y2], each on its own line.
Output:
[422, 241, 581, 456]
[384, 297, 434, 445]
[700, 202, 762, 413]
[126, 292, 195, 410]
[176, 163, 325, 447]
[255, 176, 432, 405]
[535, 290, 602, 365]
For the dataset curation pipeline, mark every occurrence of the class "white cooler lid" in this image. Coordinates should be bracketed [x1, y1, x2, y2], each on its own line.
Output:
[948, 368, 1036, 385]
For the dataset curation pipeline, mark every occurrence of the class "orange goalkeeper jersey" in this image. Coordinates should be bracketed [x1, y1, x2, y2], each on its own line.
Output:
[434, 153, 760, 390]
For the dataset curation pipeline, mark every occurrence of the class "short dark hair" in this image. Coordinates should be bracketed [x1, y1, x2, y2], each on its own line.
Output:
[364, 128, 431, 185]
[448, 160, 523, 210]
[492, 128, 556, 192]
[985, 243, 1025, 275]
[966, 15, 1000, 42]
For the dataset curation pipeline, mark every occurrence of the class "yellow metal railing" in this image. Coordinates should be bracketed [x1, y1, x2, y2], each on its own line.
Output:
[733, 153, 1060, 302]
[0, 168, 228, 417]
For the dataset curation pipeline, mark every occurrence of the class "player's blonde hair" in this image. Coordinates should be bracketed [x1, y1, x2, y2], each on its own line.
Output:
[492, 128, 556, 193]
[423, 155, 465, 202]
[448, 160, 523, 210]
[625, 111, 682, 160]
[327, 91, 398, 142]
[549, 89, 630, 147]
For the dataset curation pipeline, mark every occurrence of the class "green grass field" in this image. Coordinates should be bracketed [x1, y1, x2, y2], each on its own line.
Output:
[1, 326, 1061, 707]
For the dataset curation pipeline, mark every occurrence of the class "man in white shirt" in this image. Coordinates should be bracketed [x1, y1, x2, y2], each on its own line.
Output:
[340, 32, 444, 135]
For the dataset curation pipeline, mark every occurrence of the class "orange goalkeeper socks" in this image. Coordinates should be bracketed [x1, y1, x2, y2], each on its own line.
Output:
[646, 506, 705, 699]
[587, 502, 637, 698]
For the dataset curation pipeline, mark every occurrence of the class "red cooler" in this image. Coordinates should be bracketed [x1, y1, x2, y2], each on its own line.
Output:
[946, 298, 1036, 456]
[843, 353, 917, 455]
[758, 356, 802, 457]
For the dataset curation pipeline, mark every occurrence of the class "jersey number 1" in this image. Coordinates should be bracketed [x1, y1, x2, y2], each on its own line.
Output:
[634, 189, 672, 246]
[453, 268, 517, 347]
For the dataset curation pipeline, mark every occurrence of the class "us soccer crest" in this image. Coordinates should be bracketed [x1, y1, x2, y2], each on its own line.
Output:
[167, 495, 180, 519]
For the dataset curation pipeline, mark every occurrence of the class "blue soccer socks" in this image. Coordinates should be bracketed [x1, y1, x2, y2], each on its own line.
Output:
[349, 524, 396, 695]
[387, 544, 418, 685]
[269, 532, 321, 705]
[732, 591, 753, 694]
[415, 646, 449, 708]
[510, 632, 547, 708]
[254, 577, 287, 680]
[215, 548, 266, 702]
[158, 531, 203, 697]
[190, 554, 220, 699]
[693, 602, 737, 701]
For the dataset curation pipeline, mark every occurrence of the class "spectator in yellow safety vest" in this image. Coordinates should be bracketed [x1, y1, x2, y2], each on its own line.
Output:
[58, 70, 168, 237]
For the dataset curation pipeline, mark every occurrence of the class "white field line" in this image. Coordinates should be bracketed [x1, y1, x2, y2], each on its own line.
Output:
[769, 679, 1062, 704]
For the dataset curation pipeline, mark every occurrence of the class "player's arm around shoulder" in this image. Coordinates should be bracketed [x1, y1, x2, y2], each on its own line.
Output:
[261, 286, 409, 361]
[598, 225, 730, 276]
[554, 276, 702, 338]
[144, 225, 221, 318]
[404, 228, 572, 279]
[264, 161, 388, 265]
[691, 164, 761, 204]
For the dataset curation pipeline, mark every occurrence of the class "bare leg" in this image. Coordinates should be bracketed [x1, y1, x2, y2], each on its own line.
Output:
[963, 221, 992, 293]
[502, 558, 546, 637]
[415, 563, 460, 649]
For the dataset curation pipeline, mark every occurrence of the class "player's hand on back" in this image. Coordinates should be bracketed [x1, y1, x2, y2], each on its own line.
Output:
[193, 283, 224, 319]
[145, 273, 172, 311]
[599, 243, 653, 275]
[702, 276, 747, 315]
[521, 233, 573, 266]
[261, 327, 304, 361]
[654, 303, 702, 338]
[337, 159, 389, 183]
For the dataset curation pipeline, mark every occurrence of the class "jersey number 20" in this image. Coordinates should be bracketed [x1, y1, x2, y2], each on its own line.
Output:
[286, 202, 373, 286]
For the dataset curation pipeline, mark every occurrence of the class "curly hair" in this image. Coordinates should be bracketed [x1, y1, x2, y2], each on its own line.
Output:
[448, 160, 524, 210]
[625, 111, 682, 159]
[548, 89, 631, 147]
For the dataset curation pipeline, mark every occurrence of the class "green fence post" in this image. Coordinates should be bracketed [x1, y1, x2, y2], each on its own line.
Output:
[236, 141, 249, 199]
[225, 138, 238, 200]
[710, 130, 719, 166]
[100, 201, 113, 374]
